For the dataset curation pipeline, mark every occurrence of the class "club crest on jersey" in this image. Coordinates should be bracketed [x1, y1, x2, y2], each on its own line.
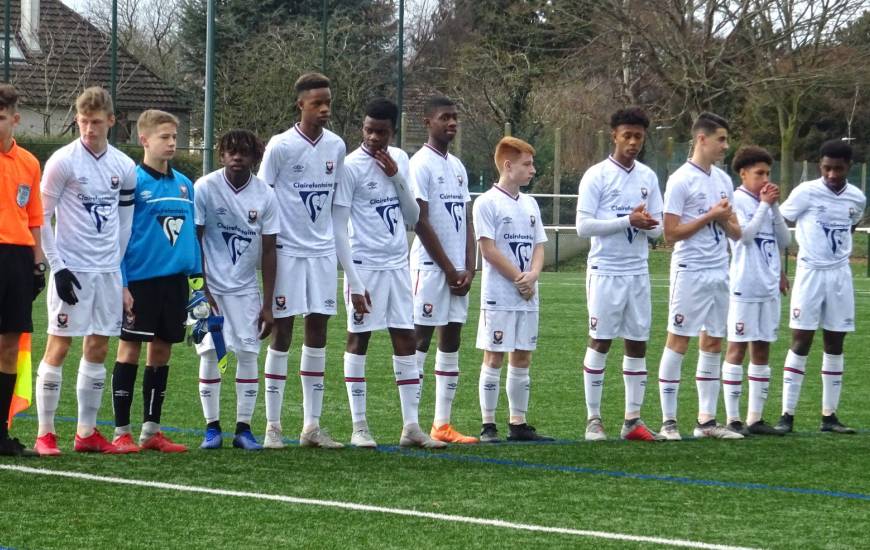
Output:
[720, 191, 727, 199]
[735, 322, 745, 336]
[590, 317, 598, 331]
[222, 231, 253, 264]
[444, 202, 464, 232]
[15, 184, 30, 207]
[300, 190, 330, 222]
[325, 161, 334, 174]
[57, 313, 69, 328]
[457, 174, 464, 185]
[275, 296, 287, 310]
[792, 308, 801, 320]
[248, 209, 258, 223]
[376, 203, 402, 235]
[849, 207, 857, 217]
[422, 303, 433, 318]
[492, 330, 504, 344]
[530, 215, 536, 227]
[353, 311, 365, 325]
[641, 187, 648, 199]
[158, 216, 185, 246]
[179, 185, 189, 199]
[673, 313, 684, 328]
[83, 202, 112, 233]
[111, 176, 120, 190]
[508, 241, 532, 271]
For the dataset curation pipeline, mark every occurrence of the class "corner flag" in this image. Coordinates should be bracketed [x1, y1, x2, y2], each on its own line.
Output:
[7, 333, 32, 428]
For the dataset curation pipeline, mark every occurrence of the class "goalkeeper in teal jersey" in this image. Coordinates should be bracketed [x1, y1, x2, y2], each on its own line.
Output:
[110, 110, 201, 454]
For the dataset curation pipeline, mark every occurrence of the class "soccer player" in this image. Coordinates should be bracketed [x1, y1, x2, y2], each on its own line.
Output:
[474, 136, 552, 443]
[257, 73, 345, 449]
[775, 140, 866, 434]
[657, 112, 742, 440]
[576, 107, 663, 442]
[409, 96, 477, 444]
[334, 98, 445, 449]
[110, 110, 199, 453]
[35, 87, 138, 455]
[195, 130, 278, 450]
[0, 84, 44, 457]
[721, 146, 790, 436]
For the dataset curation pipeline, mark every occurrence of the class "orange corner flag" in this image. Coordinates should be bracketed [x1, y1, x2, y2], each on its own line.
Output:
[8, 332, 32, 428]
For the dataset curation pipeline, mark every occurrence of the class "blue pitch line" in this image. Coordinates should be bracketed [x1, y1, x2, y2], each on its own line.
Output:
[379, 446, 870, 502]
[13, 414, 870, 502]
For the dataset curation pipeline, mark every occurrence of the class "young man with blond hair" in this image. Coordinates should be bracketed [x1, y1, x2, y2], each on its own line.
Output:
[0, 84, 44, 456]
[35, 87, 138, 455]
[257, 72, 345, 449]
[474, 136, 552, 443]
[110, 109, 199, 453]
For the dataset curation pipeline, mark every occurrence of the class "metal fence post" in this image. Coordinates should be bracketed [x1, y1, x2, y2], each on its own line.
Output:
[553, 127, 561, 225]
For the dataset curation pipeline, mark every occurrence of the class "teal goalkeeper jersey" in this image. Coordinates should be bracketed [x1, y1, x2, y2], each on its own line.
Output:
[121, 163, 201, 285]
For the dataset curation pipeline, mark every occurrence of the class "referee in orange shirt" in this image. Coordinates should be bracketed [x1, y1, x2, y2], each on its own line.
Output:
[0, 84, 45, 456]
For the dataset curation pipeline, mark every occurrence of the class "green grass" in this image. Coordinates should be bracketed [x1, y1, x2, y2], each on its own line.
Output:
[2, 249, 870, 549]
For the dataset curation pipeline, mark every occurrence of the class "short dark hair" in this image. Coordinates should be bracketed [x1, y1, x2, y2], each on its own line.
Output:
[610, 107, 649, 129]
[819, 139, 853, 163]
[295, 72, 330, 96]
[692, 112, 730, 135]
[218, 129, 265, 164]
[731, 145, 773, 173]
[423, 96, 456, 118]
[365, 98, 399, 129]
[0, 84, 19, 112]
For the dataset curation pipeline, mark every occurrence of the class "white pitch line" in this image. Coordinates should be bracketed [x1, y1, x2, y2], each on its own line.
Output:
[0, 464, 756, 550]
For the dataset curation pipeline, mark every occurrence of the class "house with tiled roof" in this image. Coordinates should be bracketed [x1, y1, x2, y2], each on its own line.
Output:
[1, 0, 190, 146]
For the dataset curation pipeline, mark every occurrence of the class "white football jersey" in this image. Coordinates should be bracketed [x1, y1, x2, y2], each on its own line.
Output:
[257, 124, 345, 257]
[194, 169, 279, 295]
[664, 161, 734, 272]
[728, 187, 782, 301]
[41, 139, 137, 272]
[577, 156, 663, 275]
[409, 144, 471, 272]
[334, 145, 411, 270]
[780, 178, 865, 269]
[473, 186, 547, 312]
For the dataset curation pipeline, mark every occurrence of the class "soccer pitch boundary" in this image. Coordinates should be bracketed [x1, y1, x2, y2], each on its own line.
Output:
[12, 413, 870, 503]
[0, 464, 756, 550]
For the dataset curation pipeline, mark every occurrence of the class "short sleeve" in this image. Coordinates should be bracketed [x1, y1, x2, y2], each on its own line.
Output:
[850, 191, 866, 225]
[261, 187, 280, 235]
[194, 179, 208, 226]
[779, 185, 807, 222]
[533, 200, 548, 244]
[408, 156, 430, 202]
[25, 158, 43, 227]
[663, 176, 687, 216]
[576, 166, 601, 215]
[40, 152, 70, 200]
[646, 173, 663, 216]
[472, 195, 495, 240]
[734, 193, 756, 227]
[333, 162, 355, 208]
[257, 137, 285, 187]
[460, 164, 471, 202]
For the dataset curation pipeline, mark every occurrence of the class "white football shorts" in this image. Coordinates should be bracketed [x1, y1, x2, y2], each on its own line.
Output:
[47, 270, 123, 337]
[411, 268, 469, 326]
[272, 254, 338, 318]
[668, 268, 729, 338]
[585, 272, 651, 341]
[789, 264, 855, 332]
[475, 309, 539, 352]
[344, 268, 414, 332]
[195, 292, 263, 354]
[727, 297, 781, 342]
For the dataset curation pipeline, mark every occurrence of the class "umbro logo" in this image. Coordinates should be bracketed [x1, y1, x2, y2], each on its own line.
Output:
[292, 164, 305, 174]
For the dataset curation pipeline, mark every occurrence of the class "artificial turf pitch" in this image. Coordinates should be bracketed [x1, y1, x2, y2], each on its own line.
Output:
[1, 248, 869, 549]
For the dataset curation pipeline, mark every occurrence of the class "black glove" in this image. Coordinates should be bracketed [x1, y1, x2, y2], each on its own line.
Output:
[54, 268, 81, 305]
[33, 273, 46, 301]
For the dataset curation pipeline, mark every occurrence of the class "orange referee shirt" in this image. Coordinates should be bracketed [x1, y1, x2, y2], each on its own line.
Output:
[0, 139, 42, 246]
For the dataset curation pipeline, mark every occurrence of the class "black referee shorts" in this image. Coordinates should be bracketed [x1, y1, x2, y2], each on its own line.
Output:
[121, 274, 189, 344]
[0, 244, 34, 334]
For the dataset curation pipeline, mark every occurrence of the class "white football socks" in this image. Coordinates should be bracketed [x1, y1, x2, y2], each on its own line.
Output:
[746, 363, 770, 425]
[76, 358, 106, 436]
[415, 350, 427, 403]
[300, 345, 326, 430]
[394, 355, 420, 427]
[344, 352, 367, 424]
[721, 362, 743, 422]
[821, 353, 844, 416]
[506, 365, 530, 425]
[696, 351, 721, 421]
[36, 361, 62, 436]
[198, 352, 221, 423]
[782, 350, 807, 415]
[583, 348, 607, 419]
[658, 347, 683, 421]
[478, 364, 501, 424]
[264, 347, 288, 427]
[235, 351, 259, 424]
[433, 350, 459, 427]
[622, 356, 647, 417]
